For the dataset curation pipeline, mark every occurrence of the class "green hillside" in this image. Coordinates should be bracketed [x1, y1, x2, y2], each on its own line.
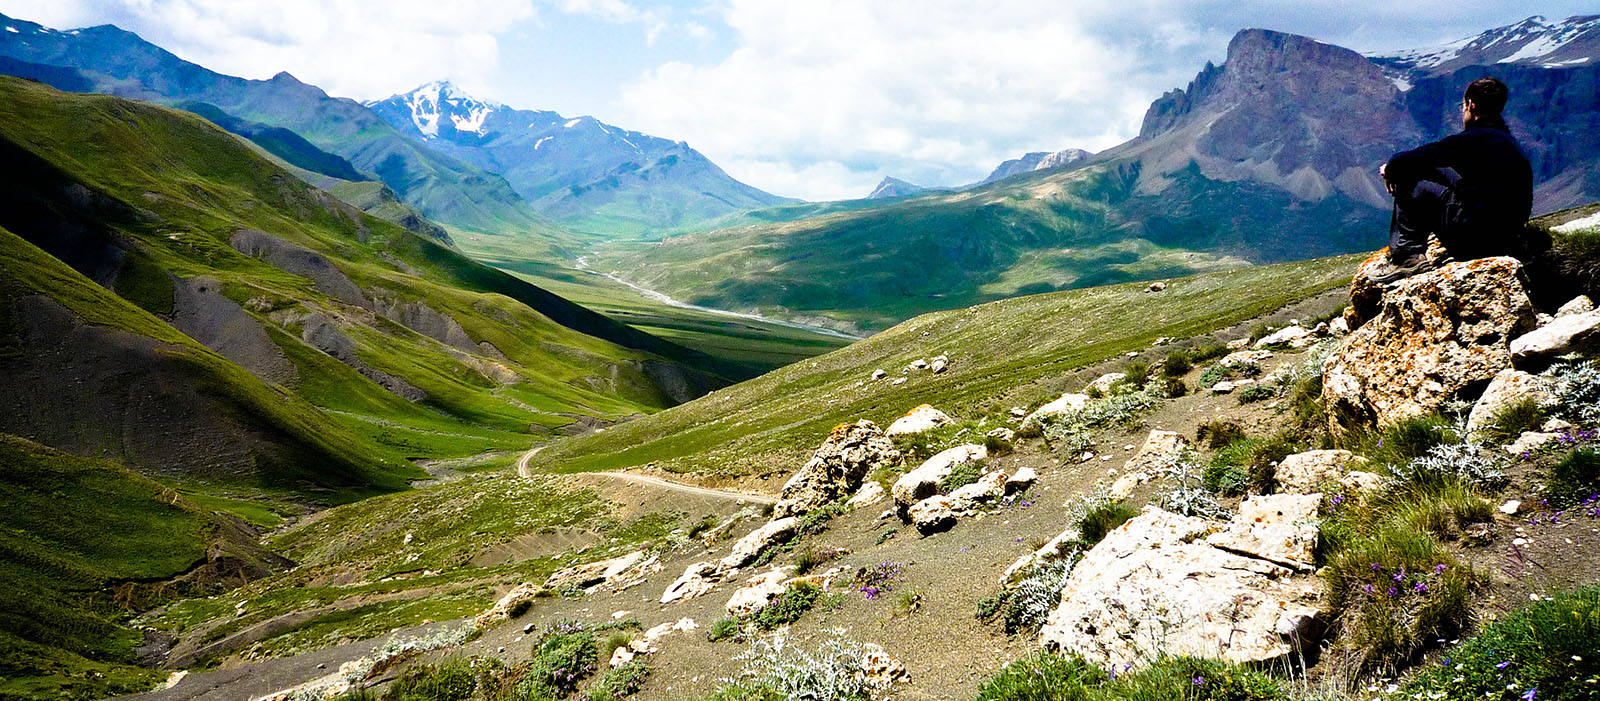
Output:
[527, 253, 1361, 478]
[592, 163, 1383, 332]
[0, 78, 733, 487]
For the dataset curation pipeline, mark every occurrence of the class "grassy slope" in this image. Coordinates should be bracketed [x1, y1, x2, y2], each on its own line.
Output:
[594, 163, 1384, 332]
[0, 435, 216, 700]
[528, 254, 1361, 478]
[0, 78, 731, 446]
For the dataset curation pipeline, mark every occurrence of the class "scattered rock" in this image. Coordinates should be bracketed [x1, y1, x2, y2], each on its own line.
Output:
[908, 359, 929, 370]
[846, 481, 887, 509]
[1146, 282, 1167, 292]
[885, 404, 954, 437]
[1219, 350, 1273, 367]
[774, 420, 900, 518]
[1465, 369, 1556, 439]
[1085, 373, 1126, 395]
[1505, 431, 1562, 455]
[892, 444, 987, 508]
[908, 495, 956, 534]
[1542, 417, 1575, 433]
[1510, 310, 1600, 368]
[1328, 316, 1350, 336]
[1210, 379, 1256, 394]
[1322, 257, 1538, 436]
[1040, 506, 1322, 669]
[1274, 450, 1372, 494]
[947, 471, 1009, 514]
[871, 369, 886, 380]
[1226, 338, 1251, 349]
[725, 569, 791, 617]
[544, 551, 645, 592]
[1108, 431, 1188, 499]
[1253, 325, 1315, 350]
[1557, 295, 1595, 318]
[931, 355, 949, 373]
[1499, 500, 1522, 515]
[1205, 494, 1322, 571]
[986, 427, 1017, 447]
[1004, 467, 1038, 493]
[610, 646, 635, 667]
[891, 377, 908, 386]
[1017, 393, 1091, 437]
[661, 561, 720, 604]
[720, 518, 800, 571]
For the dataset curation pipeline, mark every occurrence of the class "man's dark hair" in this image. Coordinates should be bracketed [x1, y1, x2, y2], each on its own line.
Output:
[1464, 77, 1508, 117]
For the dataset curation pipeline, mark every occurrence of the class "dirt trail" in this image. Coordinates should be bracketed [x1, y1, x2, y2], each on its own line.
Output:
[515, 444, 778, 504]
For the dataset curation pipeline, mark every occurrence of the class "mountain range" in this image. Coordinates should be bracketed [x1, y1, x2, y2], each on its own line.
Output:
[591, 16, 1600, 331]
[366, 81, 794, 236]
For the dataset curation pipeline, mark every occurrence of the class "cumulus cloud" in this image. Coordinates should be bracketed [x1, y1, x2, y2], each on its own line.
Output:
[618, 0, 1600, 200]
[0, 0, 536, 100]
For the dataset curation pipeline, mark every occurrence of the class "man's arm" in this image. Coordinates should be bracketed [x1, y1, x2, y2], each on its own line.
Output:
[1385, 134, 1466, 190]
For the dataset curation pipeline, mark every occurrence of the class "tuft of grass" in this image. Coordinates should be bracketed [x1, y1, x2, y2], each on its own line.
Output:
[939, 459, 986, 493]
[753, 581, 822, 630]
[1122, 360, 1150, 388]
[383, 657, 500, 701]
[1235, 384, 1274, 404]
[1077, 500, 1138, 546]
[1195, 420, 1246, 450]
[1357, 415, 1456, 470]
[707, 616, 741, 643]
[1159, 351, 1193, 379]
[1546, 449, 1600, 509]
[1207, 430, 1300, 495]
[1403, 586, 1600, 700]
[588, 659, 651, 701]
[1479, 397, 1549, 445]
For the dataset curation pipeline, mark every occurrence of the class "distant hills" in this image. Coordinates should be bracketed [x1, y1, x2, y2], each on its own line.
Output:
[594, 16, 1600, 332]
[367, 81, 795, 236]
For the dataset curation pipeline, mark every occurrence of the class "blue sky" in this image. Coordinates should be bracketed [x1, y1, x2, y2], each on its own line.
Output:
[2, 1, 1597, 200]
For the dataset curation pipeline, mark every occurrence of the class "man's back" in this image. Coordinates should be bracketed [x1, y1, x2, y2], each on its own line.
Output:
[1385, 116, 1533, 260]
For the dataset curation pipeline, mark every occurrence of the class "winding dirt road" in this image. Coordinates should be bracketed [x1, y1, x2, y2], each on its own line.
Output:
[515, 445, 776, 504]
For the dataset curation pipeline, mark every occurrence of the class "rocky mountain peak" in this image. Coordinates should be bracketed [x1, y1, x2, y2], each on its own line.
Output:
[374, 80, 504, 139]
[867, 176, 926, 199]
[1369, 14, 1600, 81]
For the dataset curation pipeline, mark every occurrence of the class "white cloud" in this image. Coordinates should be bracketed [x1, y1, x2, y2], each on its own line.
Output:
[0, 0, 536, 100]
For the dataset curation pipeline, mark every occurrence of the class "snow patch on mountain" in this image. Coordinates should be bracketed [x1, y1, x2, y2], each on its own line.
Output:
[1368, 15, 1600, 76]
[374, 80, 502, 139]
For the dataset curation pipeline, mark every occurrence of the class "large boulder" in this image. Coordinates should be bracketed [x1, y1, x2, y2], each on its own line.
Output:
[474, 583, 541, 629]
[1510, 310, 1600, 368]
[1556, 295, 1595, 318]
[773, 420, 900, 518]
[1323, 257, 1538, 436]
[1108, 430, 1188, 499]
[544, 551, 645, 592]
[885, 404, 954, 437]
[1205, 494, 1322, 571]
[1086, 373, 1126, 395]
[947, 470, 1009, 514]
[845, 481, 886, 509]
[1274, 450, 1376, 495]
[1464, 369, 1557, 439]
[1254, 325, 1315, 350]
[719, 518, 800, 572]
[891, 444, 987, 508]
[907, 495, 956, 535]
[1039, 507, 1322, 668]
[1018, 393, 1091, 437]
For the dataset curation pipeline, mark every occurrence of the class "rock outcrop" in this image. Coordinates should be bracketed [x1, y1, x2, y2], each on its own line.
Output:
[1018, 393, 1090, 436]
[907, 495, 956, 534]
[1040, 506, 1322, 668]
[720, 517, 800, 571]
[1205, 494, 1321, 570]
[725, 569, 791, 617]
[1510, 310, 1600, 368]
[1108, 430, 1188, 499]
[1274, 450, 1379, 495]
[773, 420, 900, 518]
[661, 561, 719, 604]
[1323, 258, 1538, 435]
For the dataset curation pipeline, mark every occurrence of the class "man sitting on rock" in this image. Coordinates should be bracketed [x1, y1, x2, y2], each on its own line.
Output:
[1366, 77, 1533, 284]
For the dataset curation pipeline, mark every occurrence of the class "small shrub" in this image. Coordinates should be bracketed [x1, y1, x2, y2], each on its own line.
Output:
[1159, 351, 1193, 378]
[1191, 343, 1230, 363]
[1546, 449, 1600, 508]
[1151, 376, 1188, 398]
[523, 631, 598, 697]
[1364, 415, 1456, 469]
[1163, 458, 1232, 520]
[1077, 500, 1138, 546]
[1196, 419, 1244, 449]
[974, 652, 1106, 700]
[874, 528, 897, 545]
[852, 562, 904, 600]
[1480, 396, 1549, 444]
[707, 616, 740, 643]
[383, 657, 494, 701]
[976, 557, 1077, 635]
[754, 581, 822, 630]
[1123, 360, 1150, 388]
[588, 659, 650, 701]
[710, 629, 900, 701]
[1235, 384, 1274, 404]
[938, 459, 985, 493]
[1403, 586, 1600, 701]
[1202, 464, 1249, 497]
[687, 515, 718, 539]
[796, 503, 847, 538]
[1208, 431, 1301, 494]
[1198, 364, 1238, 389]
[1388, 440, 1508, 490]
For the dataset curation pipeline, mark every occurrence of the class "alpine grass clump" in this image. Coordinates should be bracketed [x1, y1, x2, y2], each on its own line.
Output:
[1403, 586, 1600, 701]
[754, 581, 822, 630]
[938, 459, 986, 493]
[383, 657, 501, 701]
[1075, 499, 1139, 547]
[1478, 397, 1549, 445]
[1545, 449, 1600, 508]
[1235, 383, 1275, 404]
[588, 659, 651, 701]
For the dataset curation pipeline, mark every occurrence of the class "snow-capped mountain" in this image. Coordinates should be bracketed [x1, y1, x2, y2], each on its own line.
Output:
[367, 81, 793, 235]
[976, 148, 1093, 186]
[1369, 14, 1600, 85]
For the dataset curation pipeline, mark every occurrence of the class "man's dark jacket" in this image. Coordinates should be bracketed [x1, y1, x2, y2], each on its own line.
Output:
[1384, 116, 1534, 259]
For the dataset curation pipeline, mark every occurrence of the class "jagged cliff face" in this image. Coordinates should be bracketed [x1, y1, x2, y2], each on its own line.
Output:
[1124, 29, 1422, 208]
